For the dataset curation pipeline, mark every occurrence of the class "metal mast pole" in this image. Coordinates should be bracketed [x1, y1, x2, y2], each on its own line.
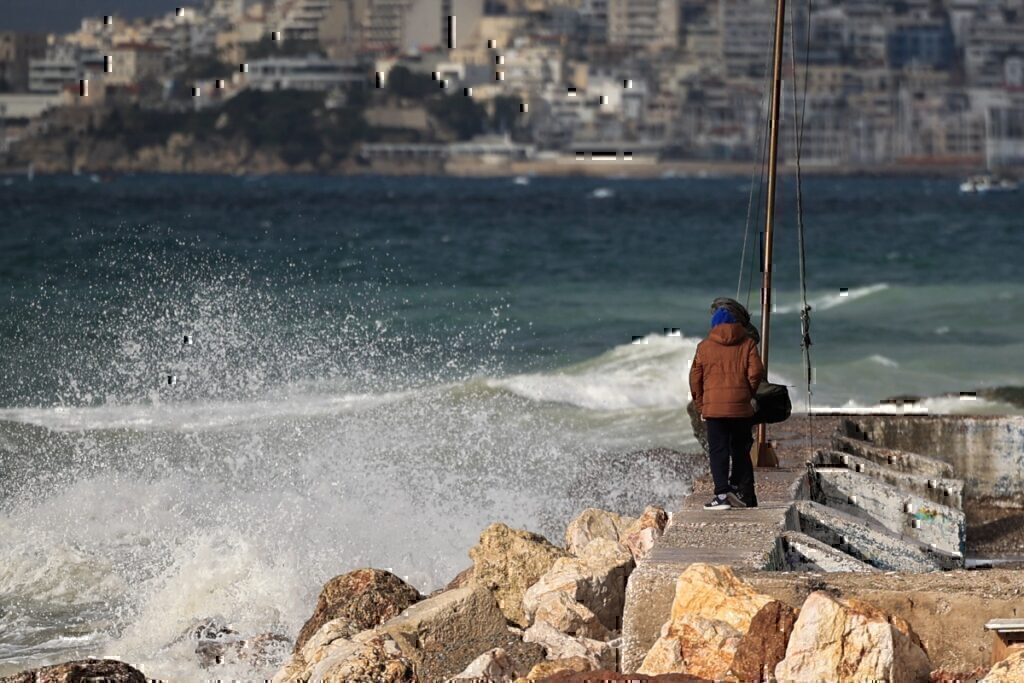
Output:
[753, 0, 788, 467]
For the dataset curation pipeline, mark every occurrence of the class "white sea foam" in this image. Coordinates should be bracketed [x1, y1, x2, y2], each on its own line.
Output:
[775, 283, 889, 314]
[0, 390, 414, 432]
[867, 354, 900, 368]
[489, 333, 700, 411]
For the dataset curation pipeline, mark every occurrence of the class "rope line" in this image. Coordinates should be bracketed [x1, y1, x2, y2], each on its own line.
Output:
[789, 0, 815, 449]
[739, 15, 782, 305]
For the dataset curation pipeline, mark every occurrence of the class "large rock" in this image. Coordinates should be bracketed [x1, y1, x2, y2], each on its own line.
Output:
[380, 584, 514, 682]
[523, 621, 617, 670]
[303, 629, 414, 683]
[535, 670, 711, 682]
[0, 660, 148, 683]
[668, 564, 773, 633]
[532, 591, 610, 640]
[523, 656, 593, 680]
[294, 568, 421, 653]
[523, 538, 634, 633]
[620, 506, 669, 561]
[447, 647, 517, 681]
[639, 614, 742, 678]
[983, 648, 1024, 682]
[728, 601, 799, 682]
[470, 523, 570, 627]
[564, 508, 636, 555]
[635, 564, 775, 678]
[774, 591, 931, 683]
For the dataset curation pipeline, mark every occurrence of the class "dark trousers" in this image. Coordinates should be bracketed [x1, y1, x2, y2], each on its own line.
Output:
[705, 417, 755, 497]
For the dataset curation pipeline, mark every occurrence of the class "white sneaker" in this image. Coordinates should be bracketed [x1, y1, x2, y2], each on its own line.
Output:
[703, 495, 731, 511]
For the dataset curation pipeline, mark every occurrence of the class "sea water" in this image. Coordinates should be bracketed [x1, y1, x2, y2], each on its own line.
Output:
[1, 174, 1022, 679]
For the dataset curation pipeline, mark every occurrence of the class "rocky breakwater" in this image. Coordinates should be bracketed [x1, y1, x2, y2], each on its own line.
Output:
[269, 505, 669, 682]
[14, 502, 1016, 682]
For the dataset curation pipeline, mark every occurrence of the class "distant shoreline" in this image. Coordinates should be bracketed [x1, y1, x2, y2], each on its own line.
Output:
[0, 157, 991, 180]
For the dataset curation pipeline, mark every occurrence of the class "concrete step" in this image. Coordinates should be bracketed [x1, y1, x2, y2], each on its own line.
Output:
[808, 466, 966, 556]
[794, 500, 962, 572]
[831, 434, 955, 479]
[812, 449, 964, 508]
[779, 530, 878, 573]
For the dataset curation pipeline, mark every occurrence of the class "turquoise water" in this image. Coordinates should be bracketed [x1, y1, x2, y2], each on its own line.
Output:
[0, 173, 1022, 678]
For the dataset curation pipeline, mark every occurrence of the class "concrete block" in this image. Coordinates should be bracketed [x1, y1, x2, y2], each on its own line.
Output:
[845, 415, 1024, 500]
[794, 500, 960, 572]
[812, 449, 964, 508]
[779, 530, 877, 573]
[809, 467, 966, 556]
[831, 434, 954, 479]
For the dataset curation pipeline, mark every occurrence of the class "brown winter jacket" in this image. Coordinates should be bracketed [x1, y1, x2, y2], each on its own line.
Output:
[688, 322, 765, 418]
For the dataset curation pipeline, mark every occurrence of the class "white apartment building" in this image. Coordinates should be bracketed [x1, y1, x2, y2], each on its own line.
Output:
[244, 55, 365, 90]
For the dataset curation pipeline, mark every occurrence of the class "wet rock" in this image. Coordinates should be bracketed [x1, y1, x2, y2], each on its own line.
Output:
[381, 584, 514, 681]
[667, 564, 773, 632]
[523, 537, 634, 633]
[0, 659, 148, 683]
[532, 590, 611, 640]
[523, 656, 593, 680]
[293, 568, 422, 653]
[447, 647, 517, 681]
[564, 508, 636, 555]
[775, 591, 931, 683]
[620, 505, 669, 561]
[523, 621, 616, 670]
[639, 614, 742, 678]
[727, 601, 799, 682]
[469, 523, 570, 627]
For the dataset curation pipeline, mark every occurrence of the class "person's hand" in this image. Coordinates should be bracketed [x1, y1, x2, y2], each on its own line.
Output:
[700, 415, 706, 422]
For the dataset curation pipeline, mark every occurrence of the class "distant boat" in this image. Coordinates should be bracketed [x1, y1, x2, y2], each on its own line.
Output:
[591, 187, 614, 199]
[513, 175, 530, 186]
[960, 174, 1018, 194]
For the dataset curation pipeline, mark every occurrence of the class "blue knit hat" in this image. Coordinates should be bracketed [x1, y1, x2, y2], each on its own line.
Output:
[711, 307, 736, 328]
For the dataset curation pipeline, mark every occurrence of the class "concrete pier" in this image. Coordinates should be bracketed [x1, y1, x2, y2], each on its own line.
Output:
[619, 414, 994, 671]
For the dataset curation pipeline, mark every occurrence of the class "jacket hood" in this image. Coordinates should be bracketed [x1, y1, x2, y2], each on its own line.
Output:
[708, 322, 748, 346]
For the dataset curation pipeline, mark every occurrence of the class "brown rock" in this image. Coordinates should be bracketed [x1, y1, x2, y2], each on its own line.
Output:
[978, 648, 1024, 681]
[728, 601, 799, 682]
[294, 568, 421, 653]
[0, 659, 147, 683]
[775, 591, 932, 683]
[537, 670, 711, 682]
[564, 508, 636, 555]
[639, 614, 742, 678]
[669, 564, 773, 633]
[446, 565, 475, 590]
[525, 656, 593, 680]
[469, 523, 570, 627]
[620, 506, 669, 561]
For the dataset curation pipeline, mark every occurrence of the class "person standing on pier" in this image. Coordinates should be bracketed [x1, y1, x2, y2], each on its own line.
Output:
[689, 306, 765, 510]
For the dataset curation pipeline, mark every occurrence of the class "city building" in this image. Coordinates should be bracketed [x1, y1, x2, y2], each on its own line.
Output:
[244, 55, 366, 90]
[607, 0, 678, 51]
[105, 43, 167, 87]
[0, 32, 48, 92]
